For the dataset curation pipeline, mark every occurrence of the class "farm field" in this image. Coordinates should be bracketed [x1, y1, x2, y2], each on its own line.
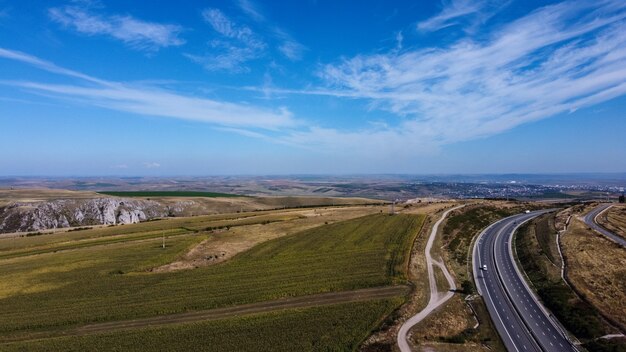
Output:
[0, 210, 308, 256]
[0, 189, 102, 206]
[0, 207, 423, 349]
[2, 299, 403, 352]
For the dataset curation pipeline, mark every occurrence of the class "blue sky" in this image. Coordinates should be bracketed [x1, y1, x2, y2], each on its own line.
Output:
[1, 0, 625, 175]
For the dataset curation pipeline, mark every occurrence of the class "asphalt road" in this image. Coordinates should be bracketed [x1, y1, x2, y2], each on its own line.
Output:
[473, 210, 577, 352]
[582, 204, 626, 247]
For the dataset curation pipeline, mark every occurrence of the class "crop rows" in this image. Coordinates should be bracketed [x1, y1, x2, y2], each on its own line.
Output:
[2, 299, 403, 351]
[0, 213, 423, 335]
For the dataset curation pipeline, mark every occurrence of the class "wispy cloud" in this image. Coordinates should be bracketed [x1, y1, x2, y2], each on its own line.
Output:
[274, 28, 306, 61]
[237, 0, 265, 23]
[417, 0, 508, 32]
[236, 0, 306, 61]
[188, 8, 266, 72]
[143, 162, 160, 169]
[188, 2, 305, 72]
[5, 1, 626, 161]
[0, 48, 295, 130]
[202, 8, 257, 43]
[395, 31, 404, 51]
[270, 0, 626, 155]
[0, 48, 107, 84]
[49, 4, 184, 51]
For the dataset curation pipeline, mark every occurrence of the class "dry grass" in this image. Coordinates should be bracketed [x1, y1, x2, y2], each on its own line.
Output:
[153, 206, 386, 272]
[517, 213, 562, 276]
[408, 295, 487, 351]
[152, 196, 384, 217]
[562, 217, 626, 330]
[432, 265, 450, 294]
[400, 202, 459, 216]
[597, 204, 626, 240]
[0, 189, 100, 206]
[417, 343, 487, 352]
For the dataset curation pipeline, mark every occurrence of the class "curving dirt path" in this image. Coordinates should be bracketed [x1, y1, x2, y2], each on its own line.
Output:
[397, 205, 464, 352]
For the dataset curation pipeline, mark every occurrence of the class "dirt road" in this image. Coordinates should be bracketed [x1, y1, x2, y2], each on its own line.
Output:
[397, 205, 464, 352]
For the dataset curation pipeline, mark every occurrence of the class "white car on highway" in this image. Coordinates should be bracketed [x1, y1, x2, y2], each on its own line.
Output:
[482, 264, 487, 271]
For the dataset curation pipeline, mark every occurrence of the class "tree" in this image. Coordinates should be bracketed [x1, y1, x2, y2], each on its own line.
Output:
[461, 280, 474, 294]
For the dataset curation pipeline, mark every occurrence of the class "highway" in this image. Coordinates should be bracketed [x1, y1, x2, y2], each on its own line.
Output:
[473, 210, 577, 352]
[582, 204, 626, 247]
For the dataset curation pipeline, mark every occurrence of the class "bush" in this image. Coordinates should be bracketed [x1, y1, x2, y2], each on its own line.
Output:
[461, 280, 474, 294]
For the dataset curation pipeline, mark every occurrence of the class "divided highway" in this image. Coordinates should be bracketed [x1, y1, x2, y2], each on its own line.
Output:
[583, 204, 626, 247]
[473, 210, 577, 352]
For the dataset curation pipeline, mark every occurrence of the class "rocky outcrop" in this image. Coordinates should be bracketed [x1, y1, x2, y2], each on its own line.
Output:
[0, 198, 170, 233]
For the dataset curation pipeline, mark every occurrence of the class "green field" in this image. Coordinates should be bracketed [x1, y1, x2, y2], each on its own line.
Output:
[2, 299, 402, 352]
[0, 213, 423, 343]
[98, 191, 243, 198]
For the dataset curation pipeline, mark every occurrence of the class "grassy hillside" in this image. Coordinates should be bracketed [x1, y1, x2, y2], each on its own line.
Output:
[598, 205, 626, 240]
[516, 215, 605, 338]
[516, 214, 626, 352]
[0, 213, 423, 337]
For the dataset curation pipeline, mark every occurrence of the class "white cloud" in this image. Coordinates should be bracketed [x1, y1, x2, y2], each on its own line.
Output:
[235, 0, 306, 61]
[418, 0, 483, 31]
[0, 48, 295, 130]
[417, 0, 509, 32]
[185, 45, 259, 73]
[5, 1, 626, 161]
[0, 48, 107, 84]
[274, 28, 306, 61]
[49, 5, 184, 51]
[395, 31, 404, 51]
[191, 8, 266, 72]
[143, 162, 160, 169]
[203, 8, 255, 43]
[189, 3, 306, 70]
[237, 0, 265, 22]
[273, 0, 626, 155]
